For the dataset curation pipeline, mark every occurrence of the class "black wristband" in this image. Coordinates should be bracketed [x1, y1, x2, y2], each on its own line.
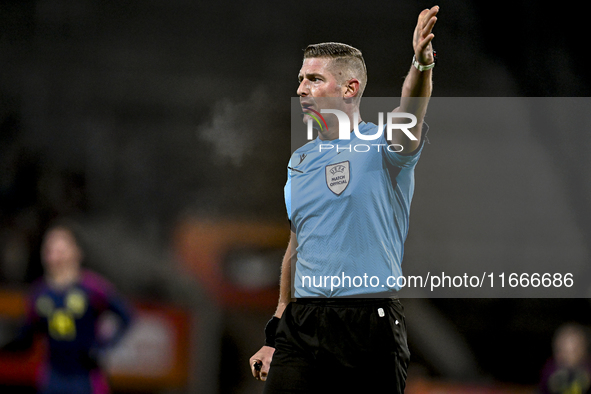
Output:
[264, 316, 281, 348]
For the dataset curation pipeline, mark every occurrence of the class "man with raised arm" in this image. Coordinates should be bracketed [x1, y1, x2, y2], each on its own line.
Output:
[250, 6, 439, 393]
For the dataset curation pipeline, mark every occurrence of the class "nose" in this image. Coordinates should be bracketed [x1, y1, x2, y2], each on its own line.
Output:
[297, 79, 309, 97]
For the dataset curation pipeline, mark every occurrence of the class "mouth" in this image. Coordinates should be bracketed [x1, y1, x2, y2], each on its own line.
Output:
[300, 101, 316, 112]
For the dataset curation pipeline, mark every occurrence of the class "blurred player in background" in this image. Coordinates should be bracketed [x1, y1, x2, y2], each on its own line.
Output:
[3, 221, 132, 394]
[540, 323, 591, 394]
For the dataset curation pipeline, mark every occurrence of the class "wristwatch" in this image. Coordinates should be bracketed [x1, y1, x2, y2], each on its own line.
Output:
[412, 51, 437, 71]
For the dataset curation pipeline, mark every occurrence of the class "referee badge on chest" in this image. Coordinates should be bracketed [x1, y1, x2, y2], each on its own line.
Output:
[325, 161, 350, 196]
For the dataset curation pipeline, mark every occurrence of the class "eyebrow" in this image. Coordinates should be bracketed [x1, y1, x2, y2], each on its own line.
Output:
[298, 72, 324, 82]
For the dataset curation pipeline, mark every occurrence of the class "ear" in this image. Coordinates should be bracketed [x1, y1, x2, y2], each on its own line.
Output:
[343, 78, 361, 98]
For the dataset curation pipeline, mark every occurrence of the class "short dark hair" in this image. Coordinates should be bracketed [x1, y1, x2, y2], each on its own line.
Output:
[303, 42, 367, 96]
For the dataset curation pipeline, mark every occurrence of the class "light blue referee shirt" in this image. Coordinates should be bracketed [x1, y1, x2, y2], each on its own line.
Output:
[285, 121, 426, 297]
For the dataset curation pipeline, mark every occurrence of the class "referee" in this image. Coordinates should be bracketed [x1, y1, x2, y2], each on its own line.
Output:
[250, 6, 439, 393]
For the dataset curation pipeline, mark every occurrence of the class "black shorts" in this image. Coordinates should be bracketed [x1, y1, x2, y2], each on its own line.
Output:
[264, 297, 410, 394]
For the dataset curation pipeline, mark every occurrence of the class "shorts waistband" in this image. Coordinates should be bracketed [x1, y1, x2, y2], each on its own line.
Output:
[295, 296, 399, 307]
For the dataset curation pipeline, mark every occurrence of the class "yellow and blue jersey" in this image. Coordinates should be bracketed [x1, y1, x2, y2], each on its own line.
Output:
[23, 270, 132, 393]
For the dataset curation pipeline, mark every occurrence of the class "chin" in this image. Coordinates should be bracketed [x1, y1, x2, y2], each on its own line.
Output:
[301, 112, 312, 125]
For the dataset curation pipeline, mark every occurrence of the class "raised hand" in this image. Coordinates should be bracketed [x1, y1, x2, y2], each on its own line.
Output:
[413, 6, 439, 66]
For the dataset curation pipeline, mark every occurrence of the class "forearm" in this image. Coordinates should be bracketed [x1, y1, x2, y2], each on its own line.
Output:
[274, 232, 296, 318]
[394, 67, 432, 151]
[400, 66, 432, 120]
[402, 65, 433, 98]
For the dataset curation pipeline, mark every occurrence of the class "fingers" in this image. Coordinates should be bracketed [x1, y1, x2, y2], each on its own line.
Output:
[423, 14, 437, 37]
[250, 346, 275, 381]
[260, 361, 271, 381]
[417, 6, 438, 41]
[418, 33, 435, 53]
[419, 5, 439, 23]
[251, 359, 262, 379]
[250, 359, 271, 381]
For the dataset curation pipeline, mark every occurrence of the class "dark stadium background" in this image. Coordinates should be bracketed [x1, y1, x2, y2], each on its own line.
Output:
[0, 0, 589, 393]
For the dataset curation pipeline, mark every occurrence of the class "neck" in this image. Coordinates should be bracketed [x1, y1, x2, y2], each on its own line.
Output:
[48, 267, 80, 289]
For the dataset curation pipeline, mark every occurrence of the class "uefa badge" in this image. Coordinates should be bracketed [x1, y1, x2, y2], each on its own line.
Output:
[325, 161, 350, 196]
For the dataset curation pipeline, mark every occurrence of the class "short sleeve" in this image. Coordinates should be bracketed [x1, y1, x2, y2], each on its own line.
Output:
[383, 122, 429, 168]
